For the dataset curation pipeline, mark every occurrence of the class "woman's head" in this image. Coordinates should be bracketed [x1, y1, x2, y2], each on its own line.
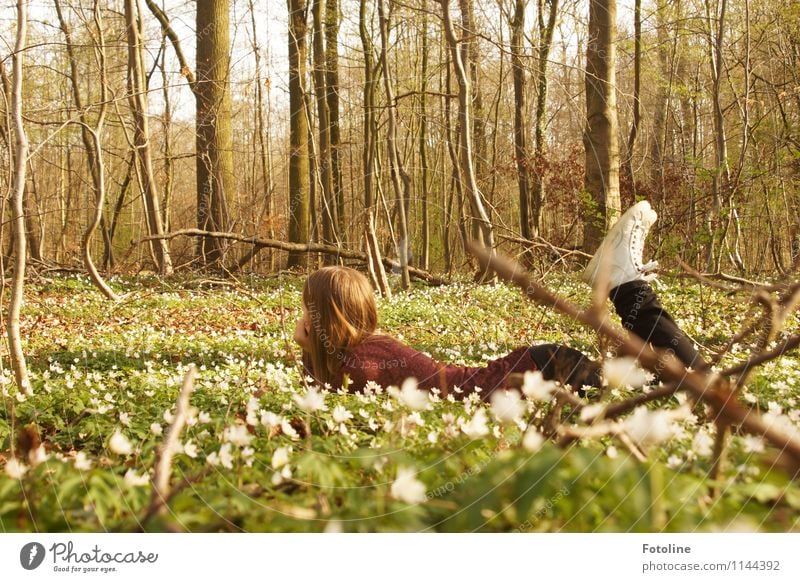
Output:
[296, 266, 378, 384]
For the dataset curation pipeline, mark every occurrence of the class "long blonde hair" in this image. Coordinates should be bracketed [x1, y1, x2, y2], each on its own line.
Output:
[302, 266, 378, 385]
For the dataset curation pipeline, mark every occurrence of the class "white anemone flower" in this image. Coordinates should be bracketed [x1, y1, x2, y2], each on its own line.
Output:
[4, 458, 27, 479]
[603, 357, 651, 389]
[390, 467, 427, 504]
[123, 469, 150, 487]
[522, 427, 545, 452]
[108, 431, 133, 455]
[295, 387, 327, 412]
[388, 377, 429, 411]
[74, 451, 93, 471]
[521, 370, 556, 401]
[490, 389, 525, 423]
[271, 446, 291, 469]
[332, 405, 353, 423]
[461, 408, 490, 439]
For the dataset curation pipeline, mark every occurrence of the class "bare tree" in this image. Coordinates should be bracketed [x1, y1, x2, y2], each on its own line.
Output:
[440, 0, 495, 280]
[583, 0, 621, 251]
[287, 0, 311, 268]
[124, 0, 173, 275]
[7, 0, 30, 393]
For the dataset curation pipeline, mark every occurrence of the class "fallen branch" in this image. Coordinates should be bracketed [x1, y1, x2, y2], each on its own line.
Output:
[132, 229, 448, 285]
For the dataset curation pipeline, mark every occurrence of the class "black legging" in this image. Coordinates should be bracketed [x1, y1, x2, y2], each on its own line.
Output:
[527, 280, 705, 392]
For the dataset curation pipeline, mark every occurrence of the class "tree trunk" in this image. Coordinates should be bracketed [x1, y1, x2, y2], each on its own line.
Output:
[196, 0, 233, 267]
[582, 0, 621, 251]
[359, 0, 391, 297]
[287, 0, 311, 268]
[312, 0, 338, 260]
[622, 0, 641, 203]
[532, 0, 559, 238]
[325, 0, 345, 239]
[510, 0, 532, 254]
[8, 0, 30, 393]
[440, 0, 495, 281]
[378, 0, 412, 289]
[419, 5, 430, 271]
[124, 0, 173, 275]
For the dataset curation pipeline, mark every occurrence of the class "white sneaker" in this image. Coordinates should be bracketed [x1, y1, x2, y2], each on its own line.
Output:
[581, 200, 659, 289]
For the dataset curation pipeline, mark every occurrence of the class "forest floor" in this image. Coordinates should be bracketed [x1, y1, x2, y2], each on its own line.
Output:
[1, 271, 799, 532]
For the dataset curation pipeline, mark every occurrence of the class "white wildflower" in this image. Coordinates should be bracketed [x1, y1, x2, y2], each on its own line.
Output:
[74, 451, 93, 471]
[218, 443, 234, 469]
[4, 458, 27, 479]
[271, 446, 291, 469]
[222, 424, 253, 447]
[295, 386, 327, 412]
[693, 431, 715, 457]
[742, 435, 765, 454]
[182, 440, 198, 458]
[522, 427, 544, 452]
[603, 357, 650, 389]
[108, 431, 133, 455]
[119, 412, 131, 427]
[388, 377, 429, 411]
[522, 370, 556, 401]
[123, 469, 150, 487]
[490, 389, 525, 423]
[150, 422, 163, 436]
[198, 411, 211, 424]
[332, 405, 353, 423]
[461, 408, 490, 439]
[163, 409, 175, 424]
[390, 467, 427, 504]
[623, 407, 673, 447]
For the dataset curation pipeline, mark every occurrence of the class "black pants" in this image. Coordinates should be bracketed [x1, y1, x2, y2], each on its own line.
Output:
[528, 280, 704, 391]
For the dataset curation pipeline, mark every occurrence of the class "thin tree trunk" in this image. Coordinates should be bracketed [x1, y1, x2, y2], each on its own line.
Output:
[312, 0, 337, 260]
[8, 0, 30, 393]
[124, 0, 173, 275]
[440, 0, 495, 281]
[287, 0, 311, 268]
[510, 0, 532, 257]
[419, 4, 430, 271]
[532, 0, 559, 238]
[325, 0, 345, 239]
[359, 0, 391, 296]
[623, 0, 641, 201]
[378, 0, 412, 289]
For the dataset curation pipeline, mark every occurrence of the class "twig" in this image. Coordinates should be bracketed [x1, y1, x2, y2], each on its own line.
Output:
[143, 365, 197, 524]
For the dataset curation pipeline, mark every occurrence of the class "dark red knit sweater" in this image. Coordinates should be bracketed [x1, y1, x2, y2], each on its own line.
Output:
[302, 333, 538, 401]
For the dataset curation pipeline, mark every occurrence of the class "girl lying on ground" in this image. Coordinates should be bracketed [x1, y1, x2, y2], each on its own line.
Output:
[294, 201, 706, 399]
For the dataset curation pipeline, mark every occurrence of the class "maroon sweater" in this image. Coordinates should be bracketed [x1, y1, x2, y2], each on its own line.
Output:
[302, 334, 538, 401]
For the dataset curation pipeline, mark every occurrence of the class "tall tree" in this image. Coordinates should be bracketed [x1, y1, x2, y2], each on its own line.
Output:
[312, 0, 338, 258]
[287, 0, 311, 267]
[196, 0, 233, 266]
[440, 0, 495, 280]
[124, 0, 173, 275]
[8, 0, 30, 392]
[582, 0, 621, 251]
[325, 0, 345, 237]
[359, 0, 391, 296]
[510, 0, 532, 249]
[532, 0, 559, 235]
[378, 0, 412, 289]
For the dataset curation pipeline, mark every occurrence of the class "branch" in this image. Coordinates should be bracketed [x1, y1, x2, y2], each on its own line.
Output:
[466, 241, 800, 476]
[131, 229, 449, 285]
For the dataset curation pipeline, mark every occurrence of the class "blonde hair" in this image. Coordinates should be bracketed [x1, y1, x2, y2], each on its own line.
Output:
[302, 266, 378, 385]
